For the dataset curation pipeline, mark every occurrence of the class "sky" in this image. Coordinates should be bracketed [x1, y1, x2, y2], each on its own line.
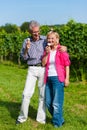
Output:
[0, 0, 87, 26]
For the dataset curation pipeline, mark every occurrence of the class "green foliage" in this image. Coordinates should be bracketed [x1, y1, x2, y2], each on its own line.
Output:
[0, 30, 28, 63]
[58, 20, 87, 82]
[40, 25, 50, 35]
[20, 22, 29, 32]
[0, 23, 19, 33]
[0, 20, 87, 81]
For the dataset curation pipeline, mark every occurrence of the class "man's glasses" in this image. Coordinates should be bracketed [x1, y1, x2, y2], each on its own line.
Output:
[32, 31, 40, 34]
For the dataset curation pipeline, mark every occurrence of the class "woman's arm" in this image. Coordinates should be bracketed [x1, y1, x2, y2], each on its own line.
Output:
[42, 46, 50, 66]
[42, 53, 48, 66]
[64, 66, 70, 87]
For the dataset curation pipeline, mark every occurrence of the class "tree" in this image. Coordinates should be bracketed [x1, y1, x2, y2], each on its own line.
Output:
[20, 22, 29, 32]
[0, 23, 19, 33]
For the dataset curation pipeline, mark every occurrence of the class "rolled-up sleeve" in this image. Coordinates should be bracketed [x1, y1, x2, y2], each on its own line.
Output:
[62, 52, 71, 66]
[20, 40, 29, 61]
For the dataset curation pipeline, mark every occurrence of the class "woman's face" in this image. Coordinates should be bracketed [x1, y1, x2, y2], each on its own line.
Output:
[47, 34, 58, 46]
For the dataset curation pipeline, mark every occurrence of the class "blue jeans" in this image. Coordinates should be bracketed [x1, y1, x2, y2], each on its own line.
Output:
[45, 76, 64, 127]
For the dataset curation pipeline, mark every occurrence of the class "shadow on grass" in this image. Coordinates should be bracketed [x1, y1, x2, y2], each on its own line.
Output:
[0, 100, 37, 120]
[0, 100, 51, 123]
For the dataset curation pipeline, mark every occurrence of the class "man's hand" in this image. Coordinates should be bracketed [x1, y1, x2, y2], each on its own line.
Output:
[59, 45, 67, 52]
[24, 38, 30, 55]
[26, 38, 30, 49]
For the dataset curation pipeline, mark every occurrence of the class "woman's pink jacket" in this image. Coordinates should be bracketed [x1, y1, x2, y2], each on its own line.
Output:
[43, 44, 71, 84]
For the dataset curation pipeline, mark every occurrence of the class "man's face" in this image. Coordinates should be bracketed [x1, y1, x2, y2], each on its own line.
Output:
[31, 26, 40, 41]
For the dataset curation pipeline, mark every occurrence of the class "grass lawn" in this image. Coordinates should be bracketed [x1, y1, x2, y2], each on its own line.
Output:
[0, 63, 87, 130]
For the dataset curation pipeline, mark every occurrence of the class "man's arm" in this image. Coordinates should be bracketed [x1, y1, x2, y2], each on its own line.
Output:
[20, 39, 30, 61]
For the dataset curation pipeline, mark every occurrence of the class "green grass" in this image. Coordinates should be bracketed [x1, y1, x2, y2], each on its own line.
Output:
[0, 63, 87, 130]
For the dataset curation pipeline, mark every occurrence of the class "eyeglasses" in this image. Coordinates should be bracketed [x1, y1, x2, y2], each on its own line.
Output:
[32, 31, 40, 34]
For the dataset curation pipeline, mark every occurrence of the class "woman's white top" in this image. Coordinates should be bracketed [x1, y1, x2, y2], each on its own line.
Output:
[48, 50, 58, 76]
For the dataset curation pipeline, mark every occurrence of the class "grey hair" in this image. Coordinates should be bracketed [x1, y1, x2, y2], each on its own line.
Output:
[29, 20, 40, 31]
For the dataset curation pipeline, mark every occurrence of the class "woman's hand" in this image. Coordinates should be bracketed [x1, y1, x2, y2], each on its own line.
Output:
[64, 78, 69, 87]
[45, 46, 51, 54]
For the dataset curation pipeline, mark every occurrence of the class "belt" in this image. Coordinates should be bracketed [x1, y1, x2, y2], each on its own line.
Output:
[29, 63, 42, 67]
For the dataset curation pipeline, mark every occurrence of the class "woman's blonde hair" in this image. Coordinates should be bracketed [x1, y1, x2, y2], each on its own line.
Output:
[47, 31, 59, 39]
[47, 31, 60, 43]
